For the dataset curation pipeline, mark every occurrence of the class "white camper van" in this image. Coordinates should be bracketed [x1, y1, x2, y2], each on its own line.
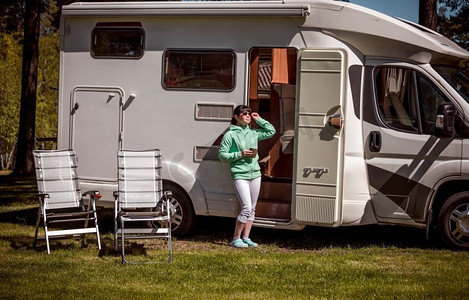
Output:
[58, 0, 469, 249]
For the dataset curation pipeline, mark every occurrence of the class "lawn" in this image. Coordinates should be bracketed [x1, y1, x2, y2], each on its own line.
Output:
[1, 174, 468, 300]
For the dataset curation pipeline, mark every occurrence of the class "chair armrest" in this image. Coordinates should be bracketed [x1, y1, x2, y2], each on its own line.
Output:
[82, 190, 102, 200]
[38, 193, 49, 203]
[162, 191, 174, 218]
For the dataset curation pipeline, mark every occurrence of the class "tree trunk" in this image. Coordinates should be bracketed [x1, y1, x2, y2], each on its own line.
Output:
[419, 0, 438, 30]
[13, 0, 40, 175]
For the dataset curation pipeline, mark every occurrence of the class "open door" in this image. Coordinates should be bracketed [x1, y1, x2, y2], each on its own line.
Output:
[70, 87, 123, 181]
[292, 49, 345, 226]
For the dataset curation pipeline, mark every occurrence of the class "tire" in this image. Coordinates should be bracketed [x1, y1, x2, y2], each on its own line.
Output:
[147, 182, 197, 237]
[437, 192, 469, 250]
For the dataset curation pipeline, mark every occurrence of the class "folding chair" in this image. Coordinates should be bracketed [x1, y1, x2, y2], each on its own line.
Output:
[33, 149, 101, 254]
[114, 149, 172, 264]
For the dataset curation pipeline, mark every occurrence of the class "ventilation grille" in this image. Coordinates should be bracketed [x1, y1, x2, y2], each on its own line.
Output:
[196, 103, 234, 121]
[194, 146, 220, 162]
[295, 195, 335, 224]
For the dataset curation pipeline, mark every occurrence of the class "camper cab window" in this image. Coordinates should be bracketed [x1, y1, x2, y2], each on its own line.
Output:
[163, 50, 235, 91]
[433, 65, 469, 103]
[91, 23, 144, 58]
[374, 67, 450, 135]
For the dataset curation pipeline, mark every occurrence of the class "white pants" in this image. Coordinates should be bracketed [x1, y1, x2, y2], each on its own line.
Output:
[234, 177, 261, 223]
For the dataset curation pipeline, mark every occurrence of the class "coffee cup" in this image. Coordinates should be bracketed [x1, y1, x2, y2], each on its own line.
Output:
[249, 148, 258, 158]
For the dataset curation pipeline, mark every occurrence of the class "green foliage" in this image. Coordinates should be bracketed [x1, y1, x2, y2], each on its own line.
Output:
[0, 1, 60, 169]
[438, 0, 469, 11]
[0, 33, 22, 169]
[36, 21, 59, 143]
[438, 6, 469, 51]
[0, 0, 24, 34]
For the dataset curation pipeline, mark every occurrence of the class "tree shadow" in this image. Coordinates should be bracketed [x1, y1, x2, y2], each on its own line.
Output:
[4, 233, 104, 254]
[0, 205, 115, 254]
[0, 171, 440, 252]
[179, 216, 438, 250]
[98, 242, 146, 258]
[1, 208, 438, 251]
[0, 175, 37, 205]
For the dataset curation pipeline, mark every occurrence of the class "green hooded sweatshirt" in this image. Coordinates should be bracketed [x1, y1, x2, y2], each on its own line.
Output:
[218, 118, 276, 180]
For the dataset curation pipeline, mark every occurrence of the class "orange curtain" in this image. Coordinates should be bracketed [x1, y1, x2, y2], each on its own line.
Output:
[249, 49, 259, 100]
[271, 48, 289, 84]
[287, 49, 297, 84]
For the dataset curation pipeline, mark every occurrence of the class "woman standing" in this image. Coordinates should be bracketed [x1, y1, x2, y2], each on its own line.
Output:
[218, 105, 276, 248]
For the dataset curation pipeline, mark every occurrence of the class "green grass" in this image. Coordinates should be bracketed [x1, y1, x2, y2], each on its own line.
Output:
[1, 174, 468, 299]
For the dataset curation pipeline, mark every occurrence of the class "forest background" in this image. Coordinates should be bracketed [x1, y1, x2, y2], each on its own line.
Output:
[0, 0, 468, 171]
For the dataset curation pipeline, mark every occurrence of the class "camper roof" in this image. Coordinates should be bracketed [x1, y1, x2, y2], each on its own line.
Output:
[61, 0, 469, 64]
[61, 1, 311, 17]
[300, 0, 469, 64]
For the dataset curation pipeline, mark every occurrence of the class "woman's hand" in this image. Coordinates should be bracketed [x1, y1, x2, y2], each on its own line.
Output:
[241, 149, 253, 157]
[251, 112, 260, 121]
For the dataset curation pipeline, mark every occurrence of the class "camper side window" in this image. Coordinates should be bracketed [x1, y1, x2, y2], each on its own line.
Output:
[374, 67, 450, 135]
[375, 67, 419, 133]
[91, 24, 144, 58]
[163, 50, 235, 91]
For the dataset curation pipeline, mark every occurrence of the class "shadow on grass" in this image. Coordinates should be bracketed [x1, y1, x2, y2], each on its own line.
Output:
[179, 215, 437, 250]
[1, 208, 437, 254]
[95, 209, 437, 250]
[9, 236, 91, 253]
[0, 174, 37, 205]
[0, 206, 169, 256]
[1, 173, 438, 252]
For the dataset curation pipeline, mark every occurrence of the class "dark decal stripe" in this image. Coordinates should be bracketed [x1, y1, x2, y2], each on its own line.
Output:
[362, 66, 381, 126]
[367, 164, 430, 220]
[349, 65, 362, 119]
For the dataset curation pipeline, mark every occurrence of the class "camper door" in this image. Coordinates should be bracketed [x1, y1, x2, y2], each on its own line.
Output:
[70, 87, 123, 181]
[363, 63, 462, 223]
[292, 49, 345, 226]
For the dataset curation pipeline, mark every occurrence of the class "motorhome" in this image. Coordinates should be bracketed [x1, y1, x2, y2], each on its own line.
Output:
[58, 0, 469, 249]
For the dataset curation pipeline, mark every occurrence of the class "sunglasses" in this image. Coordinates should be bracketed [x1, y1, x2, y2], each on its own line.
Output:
[240, 111, 251, 116]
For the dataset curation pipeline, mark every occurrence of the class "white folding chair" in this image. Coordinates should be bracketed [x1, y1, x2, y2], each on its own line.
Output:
[114, 149, 172, 264]
[33, 149, 101, 254]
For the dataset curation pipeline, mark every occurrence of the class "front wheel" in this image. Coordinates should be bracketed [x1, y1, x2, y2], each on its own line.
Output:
[147, 182, 197, 237]
[437, 192, 469, 250]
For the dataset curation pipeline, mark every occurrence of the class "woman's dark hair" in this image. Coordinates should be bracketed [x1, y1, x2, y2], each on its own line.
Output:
[230, 105, 251, 125]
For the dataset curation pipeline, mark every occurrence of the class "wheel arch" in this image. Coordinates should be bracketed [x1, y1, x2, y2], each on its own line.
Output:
[161, 161, 208, 216]
[426, 178, 469, 241]
[162, 179, 195, 214]
[430, 179, 469, 219]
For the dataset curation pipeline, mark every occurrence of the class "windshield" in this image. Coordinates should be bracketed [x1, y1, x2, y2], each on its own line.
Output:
[433, 65, 469, 103]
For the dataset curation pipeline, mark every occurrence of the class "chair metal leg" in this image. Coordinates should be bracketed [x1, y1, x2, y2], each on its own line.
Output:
[121, 219, 127, 264]
[114, 218, 118, 252]
[92, 201, 101, 250]
[95, 217, 101, 250]
[114, 204, 118, 252]
[41, 205, 51, 254]
[167, 197, 173, 262]
[168, 237, 172, 262]
[44, 224, 50, 255]
[82, 200, 91, 246]
[33, 206, 42, 248]
[168, 222, 173, 262]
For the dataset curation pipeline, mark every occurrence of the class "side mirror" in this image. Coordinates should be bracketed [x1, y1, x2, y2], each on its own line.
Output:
[435, 103, 456, 138]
